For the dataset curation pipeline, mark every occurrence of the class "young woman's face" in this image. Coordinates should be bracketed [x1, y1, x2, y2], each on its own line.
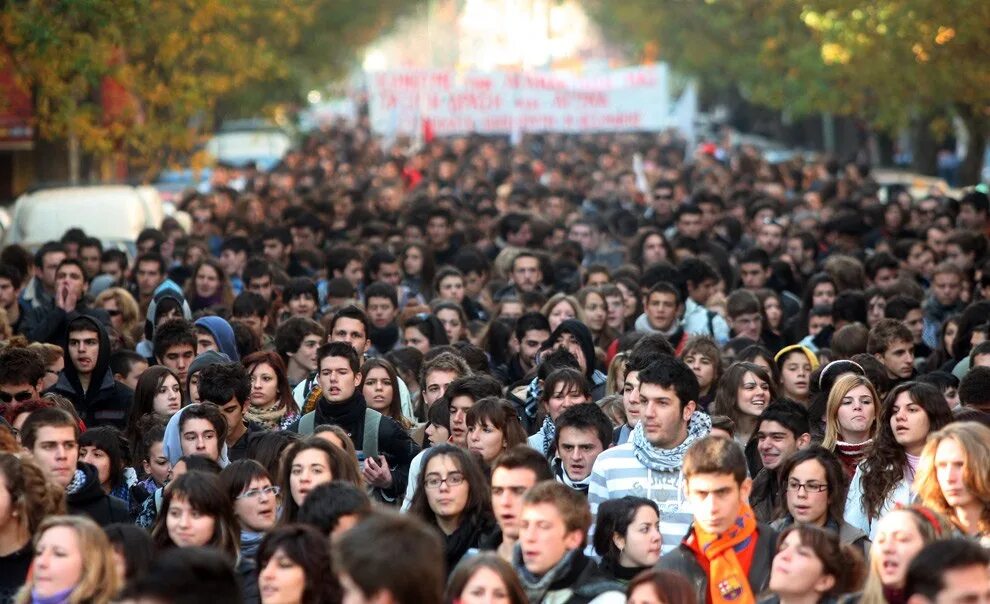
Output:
[436, 308, 465, 343]
[582, 293, 607, 332]
[873, 510, 926, 589]
[467, 421, 506, 464]
[403, 326, 431, 355]
[288, 294, 317, 318]
[617, 505, 662, 568]
[458, 566, 512, 604]
[616, 282, 638, 319]
[32, 526, 84, 598]
[641, 234, 668, 265]
[195, 264, 221, 298]
[763, 296, 783, 330]
[890, 391, 931, 454]
[249, 363, 280, 408]
[736, 371, 771, 417]
[868, 294, 887, 327]
[259, 548, 306, 604]
[785, 459, 830, 526]
[403, 247, 423, 276]
[79, 445, 113, 489]
[943, 321, 959, 354]
[780, 352, 812, 401]
[289, 448, 333, 506]
[234, 477, 278, 533]
[811, 282, 836, 308]
[547, 301, 576, 332]
[768, 531, 831, 598]
[546, 383, 589, 422]
[424, 454, 469, 525]
[836, 384, 876, 442]
[605, 295, 625, 330]
[166, 496, 216, 548]
[362, 367, 395, 414]
[425, 422, 451, 447]
[153, 374, 183, 416]
[683, 352, 716, 391]
[438, 276, 465, 303]
[143, 441, 171, 487]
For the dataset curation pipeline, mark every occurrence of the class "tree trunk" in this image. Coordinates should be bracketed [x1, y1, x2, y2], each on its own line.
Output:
[68, 130, 80, 184]
[957, 103, 988, 186]
[911, 112, 939, 176]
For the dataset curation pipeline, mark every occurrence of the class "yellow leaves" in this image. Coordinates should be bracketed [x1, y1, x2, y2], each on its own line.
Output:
[935, 26, 955, 45]
[821, 42, 851, 65]
[912, 43, 930, 62]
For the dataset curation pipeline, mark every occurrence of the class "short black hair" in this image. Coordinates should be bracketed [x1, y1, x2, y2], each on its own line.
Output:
[326, 245, 362, 276]
[232, 292, 268, 319]
[364, 281, 398, 309]
[864, 251, 899, 279]
[884, 294, 921, 321]
[243, 259, 274, 285]
[554, 403, 612, 450]
[33, 241, 65, 268]
[282, 277, 319, 304]
[756, 399, 810, 439]
[197, 363, 251, 406]
[153, 318, 197, 361]
[135, 252, 167, 275]
[627, 335, 675, 372]
[298, 481, 372, 534]
[109, 349, 147, 379]
[536, 347, 580, 380]
[971, 341, 990, 359]
[739, 247, 771, 269]
[0, 346, 45, 386]
[905, 538, 990, 600]
[316, 341, 361, 374]
[832, 290, 868, 324]
[261, 226, 292, 246]
[443, 374, 503, 405]
[274, 317, 323, 362]
[330, 305, 370, 338]
[637, 356, 699, 409]
[117, 547, 241, 604]
[514, 311, 551, 341]
[0, 264, 24, 289]
[916, 370, 959, 393]
[101, 249, 128, 272]
[678, 257, 719, 290]
[179, 403, 228, 443]
[219, 236, 250, 255]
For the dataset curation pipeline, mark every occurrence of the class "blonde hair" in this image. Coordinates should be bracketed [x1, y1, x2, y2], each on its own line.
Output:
[605, 352, 628, 396]
[914, 422, 990, 535]
[540, 293, 587, 326]
[15, 515, 120, 604]
[94, 287, 142, 340]
[821, 373, 880, 449]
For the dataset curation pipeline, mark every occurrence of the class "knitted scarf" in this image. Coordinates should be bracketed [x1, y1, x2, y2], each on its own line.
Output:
[537, 417, 556, 457]
[631, 410, 712, 472]
[834, 440, 872, 480]
[244, 400, 288, 431]
[514, 546, 579, 604]
[65, 469, 86, 496]
[692, 502, 758, 604]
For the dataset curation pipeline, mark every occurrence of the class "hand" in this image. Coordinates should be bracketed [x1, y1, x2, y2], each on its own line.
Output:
[362, 455, 393, 489]
[56, 284, 77, 312]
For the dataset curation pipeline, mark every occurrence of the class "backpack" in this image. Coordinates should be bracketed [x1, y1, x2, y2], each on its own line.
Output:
[297, 407, 382, 459]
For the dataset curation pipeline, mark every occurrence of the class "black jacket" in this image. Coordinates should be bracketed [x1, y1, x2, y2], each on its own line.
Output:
[48, 312, 133, 430]
[658, 523, 778, 604]
[67, 462, 130, 527]
[228, 420, 269, 462]
[519, 551, 624, 604]
[288, 392, 419, 500]
[750, 467, 781, 524]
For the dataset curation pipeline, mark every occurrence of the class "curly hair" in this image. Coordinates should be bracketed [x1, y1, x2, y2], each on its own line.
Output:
[0, 452, 66, 535]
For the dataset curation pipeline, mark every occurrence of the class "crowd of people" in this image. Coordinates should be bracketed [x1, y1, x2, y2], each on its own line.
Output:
[1, 119, 990, 604]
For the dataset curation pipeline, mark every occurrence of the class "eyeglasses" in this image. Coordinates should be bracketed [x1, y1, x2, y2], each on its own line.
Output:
[236, 485, 281, 500]
[786, 479, 828, 493]
[0, 390, 34, 403]
[424, 473, 465, 490]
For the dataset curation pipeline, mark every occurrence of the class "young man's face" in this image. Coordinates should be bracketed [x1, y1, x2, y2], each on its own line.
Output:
[247, 274, 274, 302]
[115, 360, 148, 391]
[290, 333, 322, 372]
[644, 292, 679, 331]
[196, 330, 219, 355]
[0, 277, 20, 310]
[373, 262, 402, 287]
[685, 472, 752, 535]
[159, 343, 196, 383]
[135, 260, 164, 297]
[233, 315, 267, 341]
[180, 417, 220, 460]
[365, 296, 397, 329]
[931, 272, 962, 306]
[739, 262, 769, 289]
[873, 267, 899, 290]
[28, 426, 79, 488]
[423, 369, 458, 407]
[68, 328, 100, 376]
[331, 318, 369, 357]
[729, 312, 763, 341]
[519, 502, 584, 576]
[288, 294, 318, 319]
[687, 279, 716, 305]
[677, 212, 702, 239]
[318, 355, 361, 403]
[217, 397, 246, 441]
[262, 238, 290, 265]
[511, 257, 542, 292]
[903, 309, 925, 344]
[0, 379, 43, 405]
[878, 338, 915, 379]
[78, 246, 102, 278]
[518, 329, 550, 371]
[464, 271, 487, 299]
[426, 216, 451, 248]
[55, 263, 87, 299]
[807, 314, 832, 336]
[491, 467, 539, 540]
[448, 394, 475, 446]
[219, 249, 246, 277]
[639, 382, 695, 449]
[756, 420, 808, 470]
[557, 426, 604, 481]
[40, 250, 67, 289]
[927, 563, 990, 604]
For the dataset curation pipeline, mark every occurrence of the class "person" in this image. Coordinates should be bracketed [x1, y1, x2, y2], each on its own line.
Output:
[592, 497, 662, 585]
[679, 257, 731, 345]
[278, 436, 361, 525]
[257, 524, 339, 604]
[185, 259, 234, 312]
[0, 453, 65, 604]
[904, 538, 990, 604]
[749, 401, 812, 522]
[762, 524, 865, 604]
[162, 402, 230, 468]
[820, 373, 880, 480]
[635, 282, 688, 351]
[151, 470, 240, 562]
[78, 426, 135, 506]
[109, 349, 149, 392]
[409, 444, 496, 575]
[711, 361, 777, 450]
[117, 546, 242, 604]
[19, 407, 129, 526]
[360, 357, 413, 430]
[47, 313, 133, 430]
[288, 342, 418, 503]
[445, 553, 528, 604]
[845, 382, 953, 540]
[103, 523, 155, 585]
[13, 515, 119, 604]
[0, 347, 46, 408]
[774, 345, 818, 406]
[333, 511, 446, 604]
[528, 368, 592, 458]
[545, 319, 608, 402]
[480, 445, 552, 562]
[914, 422, 990, 544]
[589, 356, 711, 555]
[494, 312, 551, 385]
[402, 313, 450, 354]
[770, 447, 869, 553]
[465, 397, 527, 466]
[297, 481, 372, 540]
[868, 319, 916, 382]
[197, 362, 265, 462]
[242, 350, 302, 431]
[658, 435, 778, 604]
[552, 403, 612, 495]
[273, 317, 324, 389]
[680, 336, 723, 411]
[220, 459, 279, 604]
[853, 505, 954, 604]
[625, 569, 698, 604]
[194, 315, 241, 362]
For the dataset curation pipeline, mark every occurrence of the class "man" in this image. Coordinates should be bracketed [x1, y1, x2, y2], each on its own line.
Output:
[22, 258, 91, 344]
[243, 259, 278, 304]
[364, 282, 402, 356]
[132, 252, 170, 305]
[569, 218, 623, 269]
[194, 315, 241, 361]
[426, 207, 459, 266]
[885, 295, 929, 359]
[289, 342, 418, 502]
[972, 342, 990, 369]
[588, 356, 711, 554]
[865, 252, 901, 290]
[163, 402, 228, 465]
[153, 318, 198, 386]
[49, 314, 133, 429]
[726, 290, 764, 342]
[109, 349, 148, 391]
[868, 318, 916, 381]
[327, 246, 364, 291]
[515, 481, 624, 603]
[659, 435, 777, 604]
[635, 282, 687, 351]
[274, 317, 324, 388]
[905, 539, 990, 604]
[419, 351, 474, 411]
[956, 190, 990, 232]
[218, 236, 249, 294]
[494, 312, 550, 385]
[261, 226, 295, 274]
[481, 445, 552, 562]
[738, 248, 772, 291]
[21, 241, 65, 312]
[552, 403, 611, 495]
[333, 512, 445, 604]
[100, 249, 128, 283]
[198, 362, 265, 461]
[0, 346, 46, 405]
[231, 292, 271, 344]
[21, 407, 129, 525]
[959, 367, 990, 413]
[78, 237, 103, 279]
[678, 258, 730, 345]
[291, 305, 373, 407]
[785, 232, 818, 283]
[0, 264, 25, 333]
[749, 401, 812, 522]
[923, 262, 965, 350]
[495, 251, 543, 301]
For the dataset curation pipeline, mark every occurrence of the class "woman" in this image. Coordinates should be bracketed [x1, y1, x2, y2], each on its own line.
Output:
[133, 417, 170, 506]
[770, 447, 869, 553]
[465, 397, 528, 466]
[242, 351, 302, 431]
[540, 294, 586, 333]
[79, 426, 135, 506]
[401, 242, 435, 299]
[361, 358, 413, 431]
[125, 366, 182, 448]
[844, 382, 953, 540]
[680, 336, 722, 411]
[865, 288, 887, 329]
[279, 438, 361, 524]
[787, 274, 837, 340]
[630, 228, 672, 268]
[14, 516, 119, 604]
[626, 569, 697, 604]
[592, 497, 662, 584]
[821, 374, 880, 480]
[151, 471, 240, 562]
[762, 524, 864, 604]
[445, 553, 527, 604]
[914, 422, 990, 544]
[434, 268, 467, 304]
[853, 506, 953, 604]
[409, 445, 495, 576]
[0, 454, 64, 603]
[528, 368, 592, 459]
[26, 343, 63, 391]
[601, 284, 627, 334]
[248, 432, 301, 490]
[185, 259, 234, 312]
[775, 345, 818, 406]
[755, 288, 787, 354]
[94, 287, 141, 343]
[221, 460, 280, 604]
[924, 314, 959, 373]
[615, 277, 641, 332]
[432, 301, 468, 344]
[257, 525, 339, 604]
[402, 314, 449, 354]
[424, 397, 452, 449]
[738, 345, 780, 386]
[711, 362, 777, 448]
[103, 524, 154, 585]
[576, 287, 618, 350]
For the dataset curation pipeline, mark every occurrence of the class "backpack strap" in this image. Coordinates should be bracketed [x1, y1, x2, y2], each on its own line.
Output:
[362, 408, 382, 459]
[298, 411, 316, 436]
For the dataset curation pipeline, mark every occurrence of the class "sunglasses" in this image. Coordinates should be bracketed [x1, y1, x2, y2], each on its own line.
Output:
[106, 309, 122, 317]
[0, 390, 34, 403]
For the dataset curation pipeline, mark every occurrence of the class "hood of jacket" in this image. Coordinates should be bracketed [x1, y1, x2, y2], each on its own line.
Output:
[56, 312, 113, 399]
[547, 319, 597, 380]
[194, 316, 240, 362]
[186, 350, 232, 393]
[144, 285, 192, 341]
[163, 405, 231, 468]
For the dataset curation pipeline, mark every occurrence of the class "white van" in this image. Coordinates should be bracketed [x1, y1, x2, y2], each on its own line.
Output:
[3, 185, 165, 251]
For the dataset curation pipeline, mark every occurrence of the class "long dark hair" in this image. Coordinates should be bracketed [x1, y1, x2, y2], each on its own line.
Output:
[626, 569, 697, 604]
[859, 382, 953, 521]
[409, 445, 493, 533]
[775, 524, 866, 598]
[592, 496, 659, 570]
[280, 438, 362, 524]
[360, 358, 410, 429]
[151, 471, 240, 562]
[78, 426, 129, 490]
[257, 524, 339, 604]
[774, 446, 848, 524]
[218, 459, 272, 504]
[126, 366, 179, 448]
[242, 350, 300, 416]
[710, 361, 777, 426]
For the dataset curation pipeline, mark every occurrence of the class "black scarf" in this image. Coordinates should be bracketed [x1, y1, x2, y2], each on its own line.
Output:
[369, 323, 400, 353]
[315, 393, 368, 437]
